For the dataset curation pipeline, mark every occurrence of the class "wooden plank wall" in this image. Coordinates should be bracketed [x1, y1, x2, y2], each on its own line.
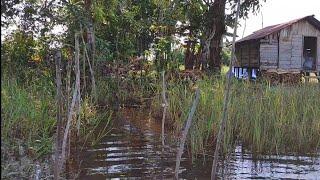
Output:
[279, 27, 293, 70]
[237, 20, 320, 72]
[250, 42, 260, 67]
[278, 21, 320, 71]
[291, 35, 303, 69]
[235, 41, 259, 67]
[260, 35, 278, 70]
[318, 36, 320, 71]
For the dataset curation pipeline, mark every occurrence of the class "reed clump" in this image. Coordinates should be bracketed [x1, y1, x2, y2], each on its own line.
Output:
[153, 76, 320, 156]
[1, 73, 113, 158]
[1, 74, 56, 157]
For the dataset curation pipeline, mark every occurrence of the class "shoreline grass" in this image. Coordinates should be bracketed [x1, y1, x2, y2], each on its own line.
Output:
[2, 66, 319, 177]
[1, 75, 56, 157]
[152, 75, 320, 157]
[1, 75, 114, 153]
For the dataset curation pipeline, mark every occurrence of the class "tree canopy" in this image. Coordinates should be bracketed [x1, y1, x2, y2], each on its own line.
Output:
[1, 0, 266, 73]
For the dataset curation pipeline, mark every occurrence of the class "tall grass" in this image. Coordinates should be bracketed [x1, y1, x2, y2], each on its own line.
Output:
[152, 76, 320, 156]
[1, 73, 113, 158]
[1, 74, 56, 157]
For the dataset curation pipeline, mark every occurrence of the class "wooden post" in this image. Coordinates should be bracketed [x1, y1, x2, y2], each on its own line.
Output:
[80, 25, 97, 102]
[76, 37, 81, 136]
[61, 33, 81, 171]
[66, 59, 72, 111]
[175, 88, 201, 179]
[237, 68, 240, 78]
[248, 43, 251, 67]
[89, 25, 96, 70]
[210, 0, 240, 179]
[161, 71, 168, 146]
[248, 68, 252, 80]
[83, 45, 86, 94]
[54, 50, 62, 180]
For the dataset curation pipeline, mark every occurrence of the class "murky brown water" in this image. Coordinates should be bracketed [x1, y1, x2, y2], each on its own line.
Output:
[79, 108, 320, 179]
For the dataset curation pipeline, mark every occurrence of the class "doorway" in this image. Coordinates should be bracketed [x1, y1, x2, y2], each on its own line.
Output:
[303, 36, 317, 70]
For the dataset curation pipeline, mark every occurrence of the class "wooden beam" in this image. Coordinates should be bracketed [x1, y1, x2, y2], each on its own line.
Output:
[248, 42, 251, 67]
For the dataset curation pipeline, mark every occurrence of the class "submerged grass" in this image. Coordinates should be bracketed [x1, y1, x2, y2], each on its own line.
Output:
[152, 76, 320, 156]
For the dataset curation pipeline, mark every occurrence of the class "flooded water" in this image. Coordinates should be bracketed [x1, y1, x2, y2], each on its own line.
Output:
[79, 108, 320, 179]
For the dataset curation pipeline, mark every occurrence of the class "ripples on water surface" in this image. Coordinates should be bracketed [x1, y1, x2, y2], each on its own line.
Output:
[80, 108, 320, 179]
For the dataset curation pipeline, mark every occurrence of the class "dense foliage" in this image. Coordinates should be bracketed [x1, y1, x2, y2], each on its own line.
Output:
[1, 0, 266, 74]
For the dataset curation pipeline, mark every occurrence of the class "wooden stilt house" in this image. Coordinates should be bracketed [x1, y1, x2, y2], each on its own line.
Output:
[234, 15, 320, 81]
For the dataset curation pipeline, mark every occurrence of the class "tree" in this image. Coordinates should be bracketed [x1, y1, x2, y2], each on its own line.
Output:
[179, 0, 265, 72]
[205, 0, 266, 73]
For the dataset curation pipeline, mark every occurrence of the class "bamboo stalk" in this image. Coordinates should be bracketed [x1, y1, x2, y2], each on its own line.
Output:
[210, 1, 240, 179]
[175, 88, 201, 179]
[161, 71, 168, 146]
[54, 50, 62, 180]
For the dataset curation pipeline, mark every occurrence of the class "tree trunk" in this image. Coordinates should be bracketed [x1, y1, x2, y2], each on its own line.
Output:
[202, 0, 226, 73]
[185, 30, 194, 70]
[210, 1, 240, 179]
[184, 41, 193, 70]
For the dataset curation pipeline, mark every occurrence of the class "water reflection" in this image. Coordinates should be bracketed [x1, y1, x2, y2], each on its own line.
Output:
[80, 108, 320, 179]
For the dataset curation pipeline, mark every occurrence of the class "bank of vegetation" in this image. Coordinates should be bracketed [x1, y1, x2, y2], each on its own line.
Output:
[2, 0, 319, 179]
[151, 76, 320, 157]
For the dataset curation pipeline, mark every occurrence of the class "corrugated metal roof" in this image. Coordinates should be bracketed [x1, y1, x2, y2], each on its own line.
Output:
[236, 15, 320, 43]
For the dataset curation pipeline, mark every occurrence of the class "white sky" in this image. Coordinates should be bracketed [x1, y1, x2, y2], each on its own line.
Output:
[236, 0, 320, 40]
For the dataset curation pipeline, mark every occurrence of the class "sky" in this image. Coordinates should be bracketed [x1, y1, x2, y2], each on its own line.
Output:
[236, 0, 320, 40]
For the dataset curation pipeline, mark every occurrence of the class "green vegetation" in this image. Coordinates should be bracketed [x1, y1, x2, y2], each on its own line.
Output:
[1, 74, 56, 157]
[1, 72, 112, 157]
[1, 73, 112, 179]
[2, 0, 319, 179]
[152, 76, 320, 156]
[96, 75, 159, 107]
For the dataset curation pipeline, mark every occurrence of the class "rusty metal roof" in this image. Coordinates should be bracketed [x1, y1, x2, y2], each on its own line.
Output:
[237, 15, 320, 43]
